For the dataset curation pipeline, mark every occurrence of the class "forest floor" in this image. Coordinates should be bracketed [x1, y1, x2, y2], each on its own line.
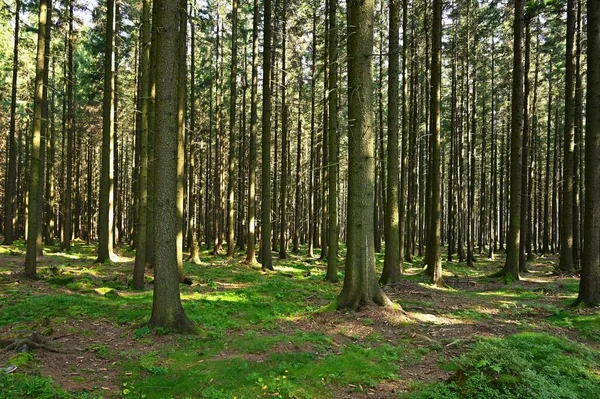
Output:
[1, 241, 600, 399]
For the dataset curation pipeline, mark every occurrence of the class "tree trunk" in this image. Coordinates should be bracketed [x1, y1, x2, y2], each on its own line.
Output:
[246, 0, 259, 264]
[149, 0, 194, 333]
[559, 0, 576, 274]
[381, 0, 401, 285]
[337, 0, 391, 310]
[133, 0, 151, 289]
[495, 0, 524, 281]
[425, 0, 443, 287]
[260, 0, 274, 271]
[576, 0, 600, 306]
[325, 0, 339, 282]
[25, 0, 50, 278]
[97, 0, 116, 263]
[227, 0, 239, 257]
[3, 0, 20, 245]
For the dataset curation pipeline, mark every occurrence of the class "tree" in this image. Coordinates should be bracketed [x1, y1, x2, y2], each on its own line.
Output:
[227, 0, 239, 258]
[260, 0, 274, 271]
[337, 0, 391, 310]
[380, 0, 401, 285]
[425, 0, 443, 287]
[133, 0, 151, 290]
[325, 0, 339, 282]
[149, 0, 194, 332]
[575, 0, 600, 306]
[25, 0, 51, 278]
[97, 0, 117, 263]
[245, 0, 259, 264]
[493, 0, 524, 282]
[62, 0, 75, 251]
[559, 0, 576, 274]
[3, 0, 20, 246]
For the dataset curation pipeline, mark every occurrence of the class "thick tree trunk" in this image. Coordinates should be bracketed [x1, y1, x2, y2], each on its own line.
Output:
[338, 0, 391, 310]
[576, 0, 600, 306]
[149, 0, 194, 333]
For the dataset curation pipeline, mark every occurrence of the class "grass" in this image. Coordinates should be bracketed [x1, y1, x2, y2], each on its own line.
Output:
[0, 241, 599, 398]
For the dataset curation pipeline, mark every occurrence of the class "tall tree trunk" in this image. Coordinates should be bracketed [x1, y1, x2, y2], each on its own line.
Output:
[279, 2, 289, 260]
[133, 0, 150, 290]
[260, 0, 274, 271]
[559, 0, 576, 274]
[97, 0, 116, 263]
[176, 0, 188, 282]
[572, 0, 583, 269]
[246, 0, 259, 264]
[425, 0, 443, 287]
[187, 3, 201, 264]
[25, 0, 50, 277]
[398, 0, 409, 275]
[495, 0, 524, 281]
[227, 0, 239, 257]
[3, 0, 20, 245]
[519, 22, 531, 272]
[307, 6, 317, 259]
[381, 0, 401, 285]
[149, 0, 193, 333]
[543, 65, 552, 255]
[325, 0, 339, 282]
[337, 0, 391, 310]
[576, 0, 600, 306]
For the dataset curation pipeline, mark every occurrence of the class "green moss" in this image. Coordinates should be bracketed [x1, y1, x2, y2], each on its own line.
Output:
[407, 332, 600, 399]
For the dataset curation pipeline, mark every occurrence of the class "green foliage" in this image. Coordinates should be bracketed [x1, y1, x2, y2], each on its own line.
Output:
[0, 373, 101, 399]
[408, 332, 600, 399]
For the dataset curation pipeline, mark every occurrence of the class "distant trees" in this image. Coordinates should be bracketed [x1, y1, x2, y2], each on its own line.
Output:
[1, 0, 598, 319]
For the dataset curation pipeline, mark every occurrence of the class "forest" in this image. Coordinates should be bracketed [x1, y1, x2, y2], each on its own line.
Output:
[0, 0, 599, 397]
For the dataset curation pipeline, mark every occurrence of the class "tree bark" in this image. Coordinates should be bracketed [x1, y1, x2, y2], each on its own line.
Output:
[576, 0, 600, 306]
[495, 0, 524, 282]
[260, 0, 274, 271]
[149, 0, 194, 332]
[559, 0, 576, 274]
[381, 0, 401, 285]
[97, 0, 116, 263]
[337, 0, 391, 310]
[25, 0, 50, 278]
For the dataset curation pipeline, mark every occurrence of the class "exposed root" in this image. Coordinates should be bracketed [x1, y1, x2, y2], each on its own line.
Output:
[1, 332, 71, 354]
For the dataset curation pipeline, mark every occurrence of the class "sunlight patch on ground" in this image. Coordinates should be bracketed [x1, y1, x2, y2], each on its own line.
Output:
[406, 312, 467, 325]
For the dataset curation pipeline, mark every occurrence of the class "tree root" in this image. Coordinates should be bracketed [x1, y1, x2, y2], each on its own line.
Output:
[1, 332, 71, 354]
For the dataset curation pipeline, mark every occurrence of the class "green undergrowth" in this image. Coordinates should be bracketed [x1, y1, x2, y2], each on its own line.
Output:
[1, 243, 599, 398]
[407, 332, 600, 399]
[0, 373, 101, 399]
[123, 341, 405, 399]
